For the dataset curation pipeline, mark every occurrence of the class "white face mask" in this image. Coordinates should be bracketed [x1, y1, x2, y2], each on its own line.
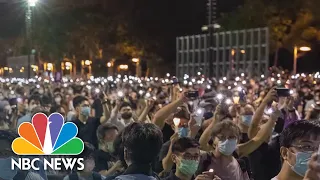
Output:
[39, 89, 44, 94]
[68, 89, 73, 95]
[55, 97, 62, 104]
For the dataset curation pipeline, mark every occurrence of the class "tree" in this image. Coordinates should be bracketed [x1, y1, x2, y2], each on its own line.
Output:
[220, 0, 320, 51]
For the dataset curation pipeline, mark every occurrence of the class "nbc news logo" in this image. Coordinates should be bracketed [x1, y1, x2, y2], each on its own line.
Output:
[11, 113, 85, 171]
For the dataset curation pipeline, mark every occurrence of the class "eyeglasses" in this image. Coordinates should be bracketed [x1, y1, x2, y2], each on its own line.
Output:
[180, 154, 200, 161]
[291, 144, 318, 152]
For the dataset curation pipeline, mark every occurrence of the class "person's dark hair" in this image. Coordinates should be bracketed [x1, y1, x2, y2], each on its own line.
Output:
[122, 122, 163, 164]
[31, 107, 50, 117]
[120, 102, 132, 110]
[309, 109, 320, 120]
[314, 89, 320, 95]
[172, 137, 200, 154]
[41, 95, 52, 106]
[280, 120, 320, 148]
[0, 130, 19, 157]
[53, 88, 61, 94]
[50, 105, 63, 114]
[211, 120, 241, 139]
[174, 107, 190, 120]
[96, 123, 118, 143]
[72, 85, 83, 94]
[28, 94, 41, 104]
[76, 142, 95, 159]
[72, 95, 88, 109]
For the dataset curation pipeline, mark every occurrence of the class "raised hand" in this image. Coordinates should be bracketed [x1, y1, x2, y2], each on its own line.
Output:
[263, 88, 277, 104]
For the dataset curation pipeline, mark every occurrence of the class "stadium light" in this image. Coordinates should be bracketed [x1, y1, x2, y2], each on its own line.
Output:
[28, 0, 38, 7]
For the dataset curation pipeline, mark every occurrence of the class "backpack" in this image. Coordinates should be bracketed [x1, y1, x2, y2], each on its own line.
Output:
[69, 172, 102, 180]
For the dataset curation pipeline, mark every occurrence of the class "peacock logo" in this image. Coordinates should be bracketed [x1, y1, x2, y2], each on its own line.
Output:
[12, 113, 84, 155]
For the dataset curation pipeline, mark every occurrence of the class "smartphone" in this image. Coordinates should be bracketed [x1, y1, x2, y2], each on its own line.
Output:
[185, 91, 199, 100]
[239, 90, 246, 104]
[275, 88, 290, 97]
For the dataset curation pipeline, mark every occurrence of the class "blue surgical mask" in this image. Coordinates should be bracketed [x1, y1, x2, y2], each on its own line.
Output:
[81, 107, 91, 117]
[218, 139, 238, 156]
[287, 151, 312, 177]
[178, 127, 189, 137]
[241, 115, 253, 126]
[0, 157, 18, 180]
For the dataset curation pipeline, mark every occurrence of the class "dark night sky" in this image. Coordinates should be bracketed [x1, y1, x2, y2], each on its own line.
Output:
[0, 0, 244, 38]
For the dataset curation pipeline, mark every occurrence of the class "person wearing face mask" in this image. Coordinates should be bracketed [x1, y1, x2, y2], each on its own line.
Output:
[198, 104, 280, 180]
[54, 94, 63, 106]
[162, 137, 220, 180]
[72, 96, 110, 149]
[156, 108, 203, 174]
[64, 143, 105, 180]
[38, 87, 45, 96]
[272, 120, 320, 180]
[94, 124, 120, 176]
[108, 101, 134, 132]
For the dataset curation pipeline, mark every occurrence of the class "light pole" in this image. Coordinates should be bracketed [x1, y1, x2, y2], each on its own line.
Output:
[26, 0, 37, 79]
[132, 58, 140, 77]
[207, 0, 217, 78]
[293, 46, 311, 74]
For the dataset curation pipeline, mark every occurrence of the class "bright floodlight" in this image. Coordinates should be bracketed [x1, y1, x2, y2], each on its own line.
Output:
[173, 118, 180, 127]
[299, 46, 311, 52]
[225, 99, 232, 105]
[196, 108, 203, 115]
[117, 91, 124, 97]
[28, 0, 37, 7]
[217, 94, 223, 100]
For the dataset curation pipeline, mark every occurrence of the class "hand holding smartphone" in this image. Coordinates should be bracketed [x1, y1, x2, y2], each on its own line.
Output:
[275, 88, 290, 97]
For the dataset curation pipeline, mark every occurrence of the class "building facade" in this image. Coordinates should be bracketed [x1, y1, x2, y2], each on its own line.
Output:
[176, 27, 269, 78]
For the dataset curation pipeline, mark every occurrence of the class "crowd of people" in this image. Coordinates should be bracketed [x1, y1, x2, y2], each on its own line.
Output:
[1, 71, 320, 180]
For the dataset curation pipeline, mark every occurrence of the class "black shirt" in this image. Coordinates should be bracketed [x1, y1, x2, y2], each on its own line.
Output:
[92, 99, 103, 119]
[94, 149, 117, 172]
[248, 136, 281, 180]
[161, 123, 174, 143]
[72, 117, 101, 148]
[155, 141, 172, 173]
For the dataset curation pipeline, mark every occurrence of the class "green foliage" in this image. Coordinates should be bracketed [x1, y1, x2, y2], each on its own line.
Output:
[220, 0, 320, 51]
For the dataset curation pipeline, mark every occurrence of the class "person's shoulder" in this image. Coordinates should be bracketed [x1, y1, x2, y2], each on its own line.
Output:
[25, 172, 45, 180]
[62, 175, 70, 180]
[114, 174, 158, 180]
[88, 117, 100, 124]
[271, 177, 278, 180]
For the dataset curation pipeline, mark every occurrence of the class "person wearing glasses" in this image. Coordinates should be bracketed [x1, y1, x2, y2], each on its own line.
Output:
[272, 120, 320, 180]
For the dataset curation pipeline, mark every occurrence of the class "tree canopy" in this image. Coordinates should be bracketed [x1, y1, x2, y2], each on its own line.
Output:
[220, 0, 320, 51]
